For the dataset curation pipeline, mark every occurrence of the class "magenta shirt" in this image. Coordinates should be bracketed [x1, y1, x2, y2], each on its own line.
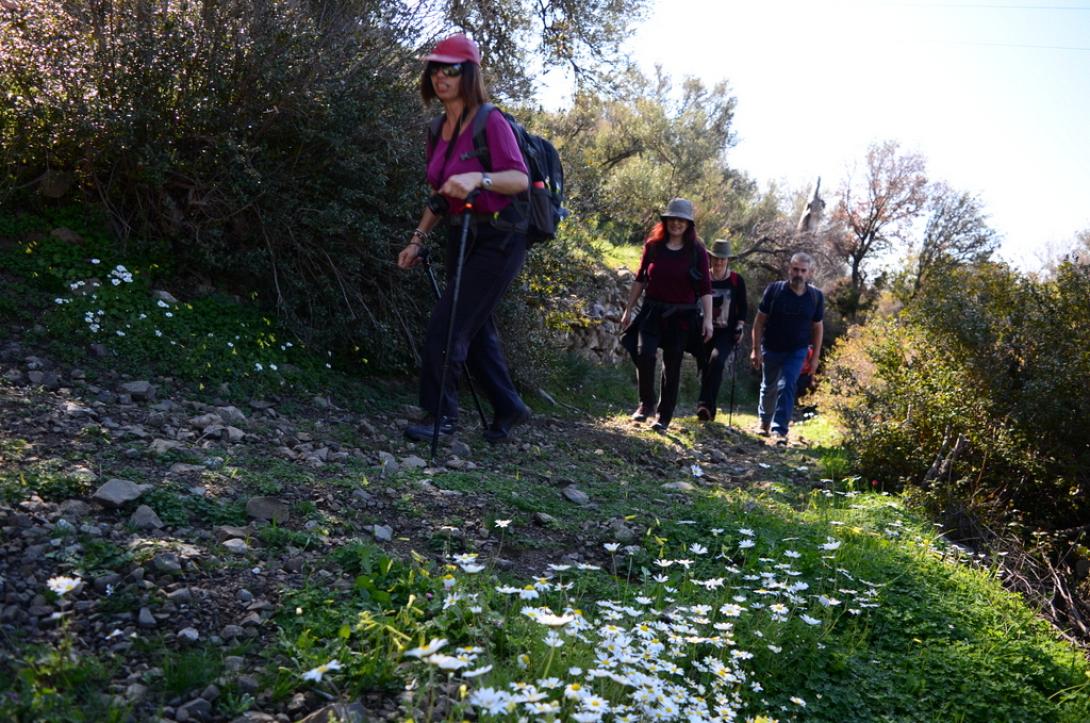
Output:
[426, 109, 527, 215]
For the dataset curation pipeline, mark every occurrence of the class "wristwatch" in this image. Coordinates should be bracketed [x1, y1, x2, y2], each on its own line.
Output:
[481, 173, 493, 190]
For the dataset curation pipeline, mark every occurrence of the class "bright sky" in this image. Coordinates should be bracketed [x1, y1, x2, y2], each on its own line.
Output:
[548, 0, 1090, 269]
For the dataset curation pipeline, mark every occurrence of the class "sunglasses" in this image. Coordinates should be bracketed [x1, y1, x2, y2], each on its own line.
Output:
[428, 62, 463, 78]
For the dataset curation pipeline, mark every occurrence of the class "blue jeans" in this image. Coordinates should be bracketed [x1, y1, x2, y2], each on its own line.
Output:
[758, 347, 809, 435]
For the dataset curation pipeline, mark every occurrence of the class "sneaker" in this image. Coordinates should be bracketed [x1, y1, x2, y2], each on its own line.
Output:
[774, 432, 788, 446]
[651, 418, 670, 432]
[696, 404, 713, 422]
[753, 424, 771, 437]
[631, 405, 654, 422]
[404, 416, 456, 442]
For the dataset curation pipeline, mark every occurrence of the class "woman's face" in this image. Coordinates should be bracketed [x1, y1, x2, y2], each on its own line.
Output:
[710, 257, 729, 275]
[429, 63, 463, 102]
[665, 218, 688, 238]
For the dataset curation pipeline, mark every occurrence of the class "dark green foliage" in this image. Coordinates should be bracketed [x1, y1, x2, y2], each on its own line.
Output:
[0, 2, 647, 380]
[2, 2, 429, 368]
[820, 260, 1090, 543]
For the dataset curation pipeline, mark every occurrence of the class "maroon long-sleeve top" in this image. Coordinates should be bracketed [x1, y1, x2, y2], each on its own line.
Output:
[635, 242, 712, 304]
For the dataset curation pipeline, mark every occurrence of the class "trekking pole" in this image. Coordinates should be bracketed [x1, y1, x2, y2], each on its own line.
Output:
[418, 244, 488, 431]
[727, 346, 738, 427]
[432, 191, 478, 461]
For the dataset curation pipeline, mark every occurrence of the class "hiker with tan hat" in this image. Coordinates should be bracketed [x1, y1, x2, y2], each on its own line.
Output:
[620, 198, 713, 432]
[694, 238, 748, 421]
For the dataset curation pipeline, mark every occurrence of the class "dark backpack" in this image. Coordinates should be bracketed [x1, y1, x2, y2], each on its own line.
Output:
[428, 103, 567, 246]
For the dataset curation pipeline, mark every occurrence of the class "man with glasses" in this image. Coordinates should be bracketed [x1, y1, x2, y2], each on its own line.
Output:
[750, 252, 824, 445]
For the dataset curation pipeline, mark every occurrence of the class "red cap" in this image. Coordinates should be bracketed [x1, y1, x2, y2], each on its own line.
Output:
[422, 34, 481, 65]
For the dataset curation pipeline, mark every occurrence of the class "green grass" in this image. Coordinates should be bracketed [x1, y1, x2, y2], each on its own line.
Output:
[0, 641, 128, 722]
[587, 238, 644, 272]
[142, 485, 248, 527]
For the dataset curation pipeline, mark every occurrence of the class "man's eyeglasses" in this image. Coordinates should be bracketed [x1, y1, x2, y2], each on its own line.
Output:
[429, 63, 463, 78]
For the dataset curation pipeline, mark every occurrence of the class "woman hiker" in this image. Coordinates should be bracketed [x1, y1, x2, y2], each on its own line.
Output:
[396, 33, 532, 443]
[694, 238, 748, 421]
[620, 198, 713, 432]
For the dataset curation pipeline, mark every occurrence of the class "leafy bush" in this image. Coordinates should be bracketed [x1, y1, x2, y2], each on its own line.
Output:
[1, 3, 594, 380]
[818, 260, 1090, 564]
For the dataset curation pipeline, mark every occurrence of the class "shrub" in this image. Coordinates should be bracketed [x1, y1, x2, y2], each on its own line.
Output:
[818, 260, 1090, 538]
[1, 2, 589, 379]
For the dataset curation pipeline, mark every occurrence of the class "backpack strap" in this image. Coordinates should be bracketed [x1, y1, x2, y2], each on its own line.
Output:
[465, 102, 497, 171]
[771, 281, 818, 313]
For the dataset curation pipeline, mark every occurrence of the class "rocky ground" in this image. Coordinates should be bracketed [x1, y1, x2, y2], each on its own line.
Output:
[0, 327, 816, 722]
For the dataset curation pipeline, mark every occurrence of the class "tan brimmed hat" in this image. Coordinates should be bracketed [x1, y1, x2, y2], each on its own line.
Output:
[709, 239, 733, 259]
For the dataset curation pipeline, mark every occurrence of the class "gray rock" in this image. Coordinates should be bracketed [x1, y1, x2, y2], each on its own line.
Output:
[401, 455, 427, 469]
[450, 440, 472, 458]
[214, 525, 251, 542]
[245, 497, 290, 523]
[168, 463, 205, 475]
[153, 553, 183, 574]
[224, 655, 245, 672]
[167, 587, 194, 604]
[608, 520, 637, 543]
[216, 406, 247, 424]
[188, 413, 222, 429]
[177, 626, 200, 643]
[222, 538, 250, 554]
[237, 589, 254, 604]
[235, 675, 261, 694]
[138, 607, 157, 628]
[63, 400, 97, 417]
[58, 498, 92, 518]
[371, 524, 393, 542]
[534, 512, 557, 526]
[661, 481, 695, 492]
[177, 697, 212, 721]
[130, 505, 164, 530]
[562, 485, 590, 506]
[126, 683, 149, 702]
[152, 289, 178, 304]
[149, 438, 184, 455]
[225, 426, 245, 443]
[92, 479, 147, 508]
[221, 624, 244, 639]
[378, 451, 399, 476]
[120, 381, 156, 401]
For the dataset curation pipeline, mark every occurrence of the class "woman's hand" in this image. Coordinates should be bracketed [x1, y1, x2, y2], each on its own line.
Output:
[620, 308, 631, 329]
[439, 172, 483, 200]
[397, 241, 423, 269]
[702, 316, 714, 342]
[750, 348, 762, 370]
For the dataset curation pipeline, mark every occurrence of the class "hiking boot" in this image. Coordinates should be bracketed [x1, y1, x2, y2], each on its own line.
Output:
[753, 423, 770, 437]
[483, 403, 532, 443]
[696, 404, 713, 422]
[404, 416, 456, 442]
[774, 432, 788, 446]
[651, 417, 670, 432]
[631, 405, 654, 423]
